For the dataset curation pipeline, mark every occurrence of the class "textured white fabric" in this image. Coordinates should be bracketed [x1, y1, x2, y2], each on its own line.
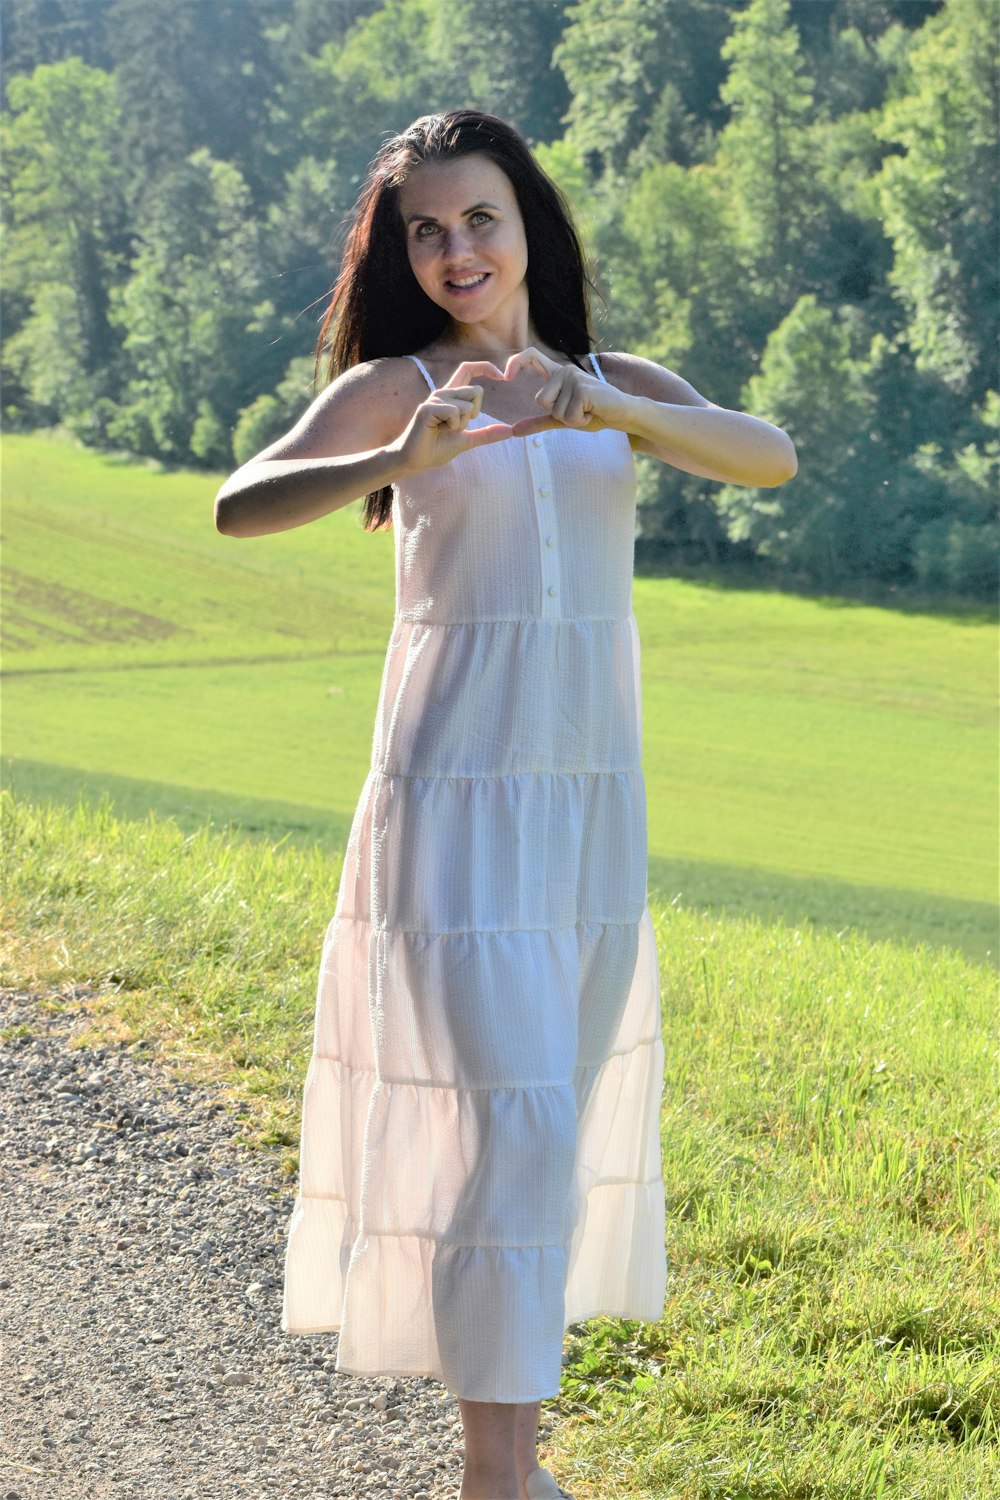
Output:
[281, 352, 667, 1401]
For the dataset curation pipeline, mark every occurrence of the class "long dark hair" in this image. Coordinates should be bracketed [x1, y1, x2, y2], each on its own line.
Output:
[315, 110, 597, 529]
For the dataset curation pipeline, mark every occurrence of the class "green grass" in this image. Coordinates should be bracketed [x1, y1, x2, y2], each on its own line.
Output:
[3, 433, 997, 962]
[3, 435, 996, 1494]
[2, 792, 996, 1500]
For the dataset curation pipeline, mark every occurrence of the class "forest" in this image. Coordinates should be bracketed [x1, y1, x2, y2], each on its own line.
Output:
[2, 0, 997, 597]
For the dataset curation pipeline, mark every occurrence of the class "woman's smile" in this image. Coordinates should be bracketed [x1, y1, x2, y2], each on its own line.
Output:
[444, 271, 492, 295]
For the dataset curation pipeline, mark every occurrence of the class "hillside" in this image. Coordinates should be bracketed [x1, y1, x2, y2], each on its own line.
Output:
[3, 433, 995, 960]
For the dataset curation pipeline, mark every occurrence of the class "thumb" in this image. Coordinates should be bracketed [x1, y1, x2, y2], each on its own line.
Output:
[462, 420, 515, 447]
[510, 414, 561, 438]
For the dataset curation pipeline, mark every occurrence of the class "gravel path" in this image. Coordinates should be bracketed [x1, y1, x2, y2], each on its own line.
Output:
[0, 987, 559, 1499]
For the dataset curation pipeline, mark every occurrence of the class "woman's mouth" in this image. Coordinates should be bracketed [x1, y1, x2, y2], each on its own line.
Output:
[444, 272, 491, 296]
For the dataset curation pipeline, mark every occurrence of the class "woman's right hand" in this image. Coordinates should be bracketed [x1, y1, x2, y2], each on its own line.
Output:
[391, 362, 514, 476]
[214, 357, 515, 538]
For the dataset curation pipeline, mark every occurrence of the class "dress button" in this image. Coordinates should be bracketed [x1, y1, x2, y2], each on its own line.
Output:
[547, 585, 557, 597]
[538, 484, 551, 497]
[532, 436, 543, 448]
[544, 535, 555, 548]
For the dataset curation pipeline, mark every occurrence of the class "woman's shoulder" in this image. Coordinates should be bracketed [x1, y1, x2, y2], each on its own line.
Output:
[331, 355, 429, 403]
[309, 355, 431, 431]
[251, 356, 430, 462]
[592, 350, 711, 407]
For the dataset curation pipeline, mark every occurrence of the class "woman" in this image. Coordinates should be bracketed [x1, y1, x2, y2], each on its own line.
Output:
[215, 109, 796, 1500]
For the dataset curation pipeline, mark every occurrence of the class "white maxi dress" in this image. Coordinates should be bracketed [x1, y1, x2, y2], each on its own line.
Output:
[281, 352, 667, 1402]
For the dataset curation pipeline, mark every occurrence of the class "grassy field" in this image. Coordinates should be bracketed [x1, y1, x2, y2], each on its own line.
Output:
[3, 434, 997, 1495]
[2, 793, 996, 1500]
[3, 432, 996, 961]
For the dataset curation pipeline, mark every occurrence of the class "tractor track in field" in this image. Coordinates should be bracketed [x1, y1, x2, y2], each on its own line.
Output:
[1, 647, 385, 678]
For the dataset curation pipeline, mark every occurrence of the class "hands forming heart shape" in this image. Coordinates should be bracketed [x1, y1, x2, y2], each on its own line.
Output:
[398, 345, 634, 476]
[436, 346, 630, 440]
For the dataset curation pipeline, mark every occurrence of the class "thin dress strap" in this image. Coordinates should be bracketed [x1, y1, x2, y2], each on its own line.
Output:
[406, 354, 436, 392]
[588, 351, 607, 382]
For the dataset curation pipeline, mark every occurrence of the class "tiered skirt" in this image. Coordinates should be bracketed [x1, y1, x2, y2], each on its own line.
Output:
[281, 616, 667, 1402]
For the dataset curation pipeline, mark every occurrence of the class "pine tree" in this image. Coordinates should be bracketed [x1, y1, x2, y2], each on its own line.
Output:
[874, 0, 1000, 399]
[716, 0, 823, 304]
[2, 58, 126, 436]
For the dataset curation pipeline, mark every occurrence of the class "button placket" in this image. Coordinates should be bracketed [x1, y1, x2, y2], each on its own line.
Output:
[523, 434, 561, 617]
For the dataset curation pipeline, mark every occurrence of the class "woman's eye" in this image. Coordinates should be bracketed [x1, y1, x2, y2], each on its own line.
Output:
[470, 212, 492, 226]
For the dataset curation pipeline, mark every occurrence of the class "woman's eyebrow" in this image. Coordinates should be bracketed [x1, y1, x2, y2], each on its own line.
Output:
[405, 200, 502, 224]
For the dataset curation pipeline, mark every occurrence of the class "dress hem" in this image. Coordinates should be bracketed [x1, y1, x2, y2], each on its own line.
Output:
[280, 1299, 668, 1342]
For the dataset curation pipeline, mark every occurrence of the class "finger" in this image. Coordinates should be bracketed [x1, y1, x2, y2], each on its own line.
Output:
[442, 362, 504, 388]
[426, 395, 474, 424]
[463, 421, 515, 447]
[503, 346, 556, 382]
[431, 384, 483, 403]
[509, 413, 561, 438]
[563, 390, 590, 426]
[533, 371, 565, 412]
[427, 401, 467, 432]
[432, 385, 483, 423]
[551, 376, 581, 422]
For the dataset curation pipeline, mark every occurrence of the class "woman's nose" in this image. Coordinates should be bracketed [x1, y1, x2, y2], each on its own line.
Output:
[442, 226, 474, 260]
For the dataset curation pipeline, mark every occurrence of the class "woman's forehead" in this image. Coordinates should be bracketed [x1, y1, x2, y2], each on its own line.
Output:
[398, 154, 517, 216]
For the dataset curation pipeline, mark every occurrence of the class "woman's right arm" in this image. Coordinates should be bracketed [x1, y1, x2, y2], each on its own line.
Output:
[214, 361, 416, 538]
[214, 358, 512, 538]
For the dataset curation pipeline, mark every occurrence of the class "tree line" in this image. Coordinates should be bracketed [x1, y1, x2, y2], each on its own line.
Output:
[2, 0, 996, 598]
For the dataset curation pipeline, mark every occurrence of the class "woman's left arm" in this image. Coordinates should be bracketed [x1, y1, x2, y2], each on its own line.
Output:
[607, 352, 797, 488]
[507, 348, 797, 488]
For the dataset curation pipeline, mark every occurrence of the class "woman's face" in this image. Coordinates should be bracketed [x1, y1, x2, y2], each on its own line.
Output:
[398, 154, 529, 329]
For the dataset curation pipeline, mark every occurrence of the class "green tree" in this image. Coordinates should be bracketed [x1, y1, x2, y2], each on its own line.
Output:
[232, 355, 317, 466]
[287, 0, 572, 200]
[104, 0, 281, 205]
[2, 58, 126, 438]
[287, 0, 442, 198]
[905, 391, 1000, 598]
[261, 0, 393, 195]
[431, 0, 571, 147]
[716, 295, 886, 583]
[1, 0, 990, 598]
[556, 0, 741, 176]
[873, 0, 999, 400]
[0, 0, 116, 78]
[271, 0, 382, 57]
[107, 149, 270, 466]
[608, 161, 748, 404]
[258, 155, 351, 377]
[790, 0, 943, 85]
[715, 0, 824, 307]
[602, 160, 751, 564]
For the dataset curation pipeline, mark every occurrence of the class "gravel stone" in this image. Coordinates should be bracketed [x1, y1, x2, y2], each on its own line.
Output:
[0, 988, 566, 1497]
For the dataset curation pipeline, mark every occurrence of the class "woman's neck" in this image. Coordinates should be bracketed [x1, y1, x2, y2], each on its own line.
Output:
[433, 305, 540, 363]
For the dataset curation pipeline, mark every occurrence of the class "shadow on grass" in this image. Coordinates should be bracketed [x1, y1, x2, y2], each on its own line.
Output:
[6, 756, 995, 969]
[632, 550, 997, 626]
[648, 853, 996, 969]
[2, 757, 353, 850]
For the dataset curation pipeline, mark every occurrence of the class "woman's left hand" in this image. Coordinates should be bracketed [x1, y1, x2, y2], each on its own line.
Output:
[501, 347, 798, 486]
[501, 347, 633, 436]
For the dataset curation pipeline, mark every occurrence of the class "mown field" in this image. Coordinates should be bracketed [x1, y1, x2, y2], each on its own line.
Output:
[3, 433, 996, 962]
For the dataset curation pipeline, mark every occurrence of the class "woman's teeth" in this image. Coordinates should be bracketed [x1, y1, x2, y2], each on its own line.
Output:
[447, 273, 489, 290]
